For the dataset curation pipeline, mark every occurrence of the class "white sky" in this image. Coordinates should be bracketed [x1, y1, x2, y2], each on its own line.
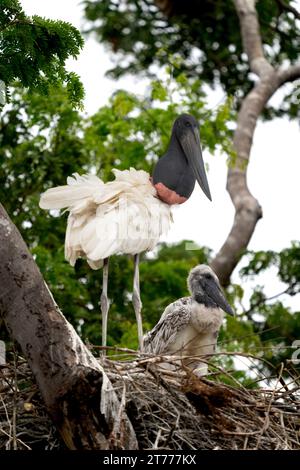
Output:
[19, 0, 300, 309]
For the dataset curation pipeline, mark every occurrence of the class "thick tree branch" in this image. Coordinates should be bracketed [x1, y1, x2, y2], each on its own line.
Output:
[0, 203, 137, 450]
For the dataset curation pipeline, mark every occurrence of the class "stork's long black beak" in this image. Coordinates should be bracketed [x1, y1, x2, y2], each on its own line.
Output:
[180, 127, 212, 201]
[203, 278, 234, 315]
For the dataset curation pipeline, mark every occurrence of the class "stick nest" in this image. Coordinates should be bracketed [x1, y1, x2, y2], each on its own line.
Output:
[1, 351, 300, 450]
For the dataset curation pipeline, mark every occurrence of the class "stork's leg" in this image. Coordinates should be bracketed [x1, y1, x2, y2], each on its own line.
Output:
[100, 257, 110, 355]
[132, 253, 144, 351]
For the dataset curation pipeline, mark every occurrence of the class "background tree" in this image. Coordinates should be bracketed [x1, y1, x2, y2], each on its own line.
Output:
[83, 0, 300, 285]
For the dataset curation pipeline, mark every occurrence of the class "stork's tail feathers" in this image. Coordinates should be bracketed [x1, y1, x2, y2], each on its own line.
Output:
[39, 173, 104, 211]
[40, 173, 106, 269]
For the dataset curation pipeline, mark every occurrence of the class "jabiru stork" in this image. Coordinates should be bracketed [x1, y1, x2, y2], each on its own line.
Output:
[39, 114, 211, 351]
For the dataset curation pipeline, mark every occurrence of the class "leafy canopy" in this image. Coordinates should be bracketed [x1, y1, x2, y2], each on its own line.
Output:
[0, 0, 84, 106]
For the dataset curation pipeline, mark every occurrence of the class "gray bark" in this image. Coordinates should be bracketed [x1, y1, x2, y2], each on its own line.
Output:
[0, 203, 137, 450]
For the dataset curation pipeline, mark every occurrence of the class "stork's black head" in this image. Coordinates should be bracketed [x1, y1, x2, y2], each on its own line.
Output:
[187, 265, 234, 315]
[172, 114, 199, 139]
[152, 114, 211, 204]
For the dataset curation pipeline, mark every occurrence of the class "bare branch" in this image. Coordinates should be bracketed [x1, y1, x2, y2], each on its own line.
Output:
[211, 74, 281, 284]
[278, 63, 300, 85]
[233, 0, 274, 77]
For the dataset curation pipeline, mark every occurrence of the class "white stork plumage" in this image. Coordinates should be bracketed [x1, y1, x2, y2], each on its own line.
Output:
[144, 265, 234, 376]
[39, 115, 211, 351]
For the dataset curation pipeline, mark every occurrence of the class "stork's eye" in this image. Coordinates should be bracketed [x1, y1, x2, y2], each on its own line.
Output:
[185, 121, 192, 127]
[204, 273, 212, 279]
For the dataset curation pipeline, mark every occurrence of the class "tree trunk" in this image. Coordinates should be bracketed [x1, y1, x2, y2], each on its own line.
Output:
[0, 203, 137, 450]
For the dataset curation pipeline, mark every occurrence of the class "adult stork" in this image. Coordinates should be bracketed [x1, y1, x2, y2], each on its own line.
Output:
[144, 265, 234, 375]
[39, 114, 211, 351]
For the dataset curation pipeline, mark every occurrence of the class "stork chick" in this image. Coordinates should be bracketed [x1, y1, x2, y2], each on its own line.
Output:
[144, 265, 234, 376]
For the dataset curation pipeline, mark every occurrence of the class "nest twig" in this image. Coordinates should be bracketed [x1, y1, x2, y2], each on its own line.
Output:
[0, 354, 63, 450]
[1, 348, 300, 450]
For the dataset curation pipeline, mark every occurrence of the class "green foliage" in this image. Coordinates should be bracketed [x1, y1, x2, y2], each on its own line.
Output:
[0, 0, 84, 106]
[83, 0, 300, 118]
[241, 242, 300, 294]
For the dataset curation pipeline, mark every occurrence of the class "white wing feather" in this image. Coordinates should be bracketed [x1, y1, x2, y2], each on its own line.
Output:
[39, 168, 172, 268]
